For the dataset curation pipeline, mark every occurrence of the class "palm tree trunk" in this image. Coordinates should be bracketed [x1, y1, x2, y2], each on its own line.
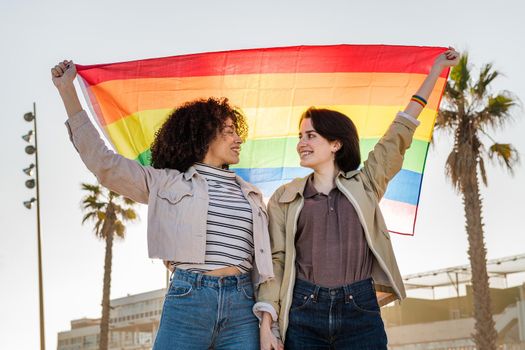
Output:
[461, 172, 498, 350]
[99, 204, 116, 350]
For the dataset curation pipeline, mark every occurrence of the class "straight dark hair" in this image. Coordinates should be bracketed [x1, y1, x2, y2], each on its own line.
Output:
[299, 107, 361, 172]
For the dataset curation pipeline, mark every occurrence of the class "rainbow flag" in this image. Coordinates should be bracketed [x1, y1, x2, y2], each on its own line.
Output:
[76, 45, 449, 235]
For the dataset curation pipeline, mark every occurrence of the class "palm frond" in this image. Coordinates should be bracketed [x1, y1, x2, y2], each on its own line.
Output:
[81, 183, 102, 195]
[471, 63, 498, 99]
[488, 143, 520, 174]
[94, 219, 103, 237]
[82, 196, 105, 210]
[122, 197, 136, 206]
[449, 54, 471, 94]
[82, 211, 97, 224]
[444, 80, 461, 101]
[114, 220, 126, 238]
[445, 150, 462, 191]
[122, 208, 138, 221]
[109, 191, 120, 202]
[477, 93, 517, 128]
[79, 183, 138, 242]
[435, 109, 459, 130]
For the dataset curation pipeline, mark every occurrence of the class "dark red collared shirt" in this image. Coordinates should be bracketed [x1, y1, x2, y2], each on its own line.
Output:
[295, 176, 374, 288]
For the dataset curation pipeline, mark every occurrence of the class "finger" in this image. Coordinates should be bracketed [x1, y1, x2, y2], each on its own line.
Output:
[51, 68, 61, 77]
[58, 62, 68, 72]
[54, 65, 64, 75]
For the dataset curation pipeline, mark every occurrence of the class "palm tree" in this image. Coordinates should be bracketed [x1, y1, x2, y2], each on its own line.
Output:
[81, 183, 138, 350]
[435, 54, 520, 350]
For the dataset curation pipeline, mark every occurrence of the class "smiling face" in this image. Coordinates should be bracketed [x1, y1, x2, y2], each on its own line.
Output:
[297, 117, 341, 172]
[203, 117, 242, 167]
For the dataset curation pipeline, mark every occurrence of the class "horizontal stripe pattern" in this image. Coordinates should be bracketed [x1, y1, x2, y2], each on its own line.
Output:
[104, 106, 440, 160]
[76, 45, 450, 235]
[76, 45, 448, 85]
[174, 163, 254, 273]
[134, 137, 428, 175]
[379, 198, 418, 235]
[86, 73, 445, 125]
[233, 167, 422, 205]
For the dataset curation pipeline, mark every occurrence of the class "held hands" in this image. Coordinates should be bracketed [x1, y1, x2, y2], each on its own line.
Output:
[51, 60, 77, 90]
[260, 324, 284, 350]
[433, 47, 460, 71]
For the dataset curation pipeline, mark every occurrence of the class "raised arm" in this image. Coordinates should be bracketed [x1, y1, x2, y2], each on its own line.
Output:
[52, 61, 160, 204]
[361, 48, 459, 199]
[405, 47, 459, 119]
[52, 60, 83, 117]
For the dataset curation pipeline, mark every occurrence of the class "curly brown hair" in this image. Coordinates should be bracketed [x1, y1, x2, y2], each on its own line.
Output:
[150, 97, 248, 172]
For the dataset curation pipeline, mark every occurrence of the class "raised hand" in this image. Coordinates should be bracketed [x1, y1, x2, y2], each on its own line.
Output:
[433, 47, 460, 70]
[51, 59, 82, 117]
[51, 60, 77, 90]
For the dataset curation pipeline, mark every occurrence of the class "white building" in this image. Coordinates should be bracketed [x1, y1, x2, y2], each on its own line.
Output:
[57, 289, 164, 350]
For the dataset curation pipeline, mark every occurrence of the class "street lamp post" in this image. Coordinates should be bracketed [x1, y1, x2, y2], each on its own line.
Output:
[22, 102, 45, 350]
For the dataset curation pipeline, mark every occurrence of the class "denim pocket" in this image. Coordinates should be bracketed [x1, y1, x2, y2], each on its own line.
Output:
[350, 293, 380, 314]
[290, 290, 313, 312]
[241, 283, 255, 300]
[166, 279, 193, 299]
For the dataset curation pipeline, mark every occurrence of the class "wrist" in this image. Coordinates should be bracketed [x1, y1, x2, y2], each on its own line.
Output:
[261, 312, 273, 328]
[57, 82, 76, 95]
[429, 64, 444, 76]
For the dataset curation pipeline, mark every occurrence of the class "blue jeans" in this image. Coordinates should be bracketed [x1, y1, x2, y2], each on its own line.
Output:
[286, 278, 388, 350]
[153, 269, 259, 350]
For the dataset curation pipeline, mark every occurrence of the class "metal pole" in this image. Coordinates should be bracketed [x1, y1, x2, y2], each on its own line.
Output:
[33, 102, 46, 350]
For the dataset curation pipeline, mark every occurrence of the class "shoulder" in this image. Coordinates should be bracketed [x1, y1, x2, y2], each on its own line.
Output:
[270, 175, 310, 204]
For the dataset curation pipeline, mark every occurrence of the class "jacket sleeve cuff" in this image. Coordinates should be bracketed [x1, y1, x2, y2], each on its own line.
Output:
[395, 111, 421, 128]
[253, 302, 278, 322]
[64, 110, 91, 140]
[65, 109, 91, 129]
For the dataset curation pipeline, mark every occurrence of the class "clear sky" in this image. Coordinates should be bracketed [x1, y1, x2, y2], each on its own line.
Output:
[1, 0, 524, 349]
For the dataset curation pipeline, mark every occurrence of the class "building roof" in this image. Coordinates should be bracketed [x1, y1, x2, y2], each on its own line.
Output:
[403, 253, 525, 291]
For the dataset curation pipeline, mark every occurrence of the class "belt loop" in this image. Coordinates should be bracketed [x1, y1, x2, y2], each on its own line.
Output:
[343, 285, 351, 304]
[196, 273, 203, 290]
[236, 275, 241, 291]
[312, 285, 320, 303]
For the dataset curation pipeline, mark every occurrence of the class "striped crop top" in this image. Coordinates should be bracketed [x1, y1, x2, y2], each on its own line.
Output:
[172, 163, 254, 273]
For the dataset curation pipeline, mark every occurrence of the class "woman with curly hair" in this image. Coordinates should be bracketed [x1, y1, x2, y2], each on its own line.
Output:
[52, 61, 273, 350]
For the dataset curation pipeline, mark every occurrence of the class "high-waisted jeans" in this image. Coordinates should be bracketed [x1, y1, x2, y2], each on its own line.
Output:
[286, 277, 388, 350]
[153, 269, 259, 350]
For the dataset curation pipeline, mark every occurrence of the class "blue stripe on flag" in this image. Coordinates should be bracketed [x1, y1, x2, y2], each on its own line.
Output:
[233, 167, 421, 205]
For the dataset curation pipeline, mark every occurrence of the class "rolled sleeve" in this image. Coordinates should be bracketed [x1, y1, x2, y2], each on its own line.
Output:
[396, 111, 421, 128]
[253, 301, 278, 322]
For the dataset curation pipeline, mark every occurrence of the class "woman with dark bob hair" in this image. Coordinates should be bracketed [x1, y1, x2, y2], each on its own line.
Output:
[52, 61, 273, 350]
[255, 48, 460, 350]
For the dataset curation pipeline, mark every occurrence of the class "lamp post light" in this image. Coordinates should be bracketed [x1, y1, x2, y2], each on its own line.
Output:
[22, 102, 45, 350]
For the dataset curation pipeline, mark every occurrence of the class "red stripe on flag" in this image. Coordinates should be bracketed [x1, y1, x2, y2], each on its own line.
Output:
[77, 45, 449, 86]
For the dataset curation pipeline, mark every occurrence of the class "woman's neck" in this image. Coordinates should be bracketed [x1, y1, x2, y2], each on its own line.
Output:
[312, 163, 339, 195]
